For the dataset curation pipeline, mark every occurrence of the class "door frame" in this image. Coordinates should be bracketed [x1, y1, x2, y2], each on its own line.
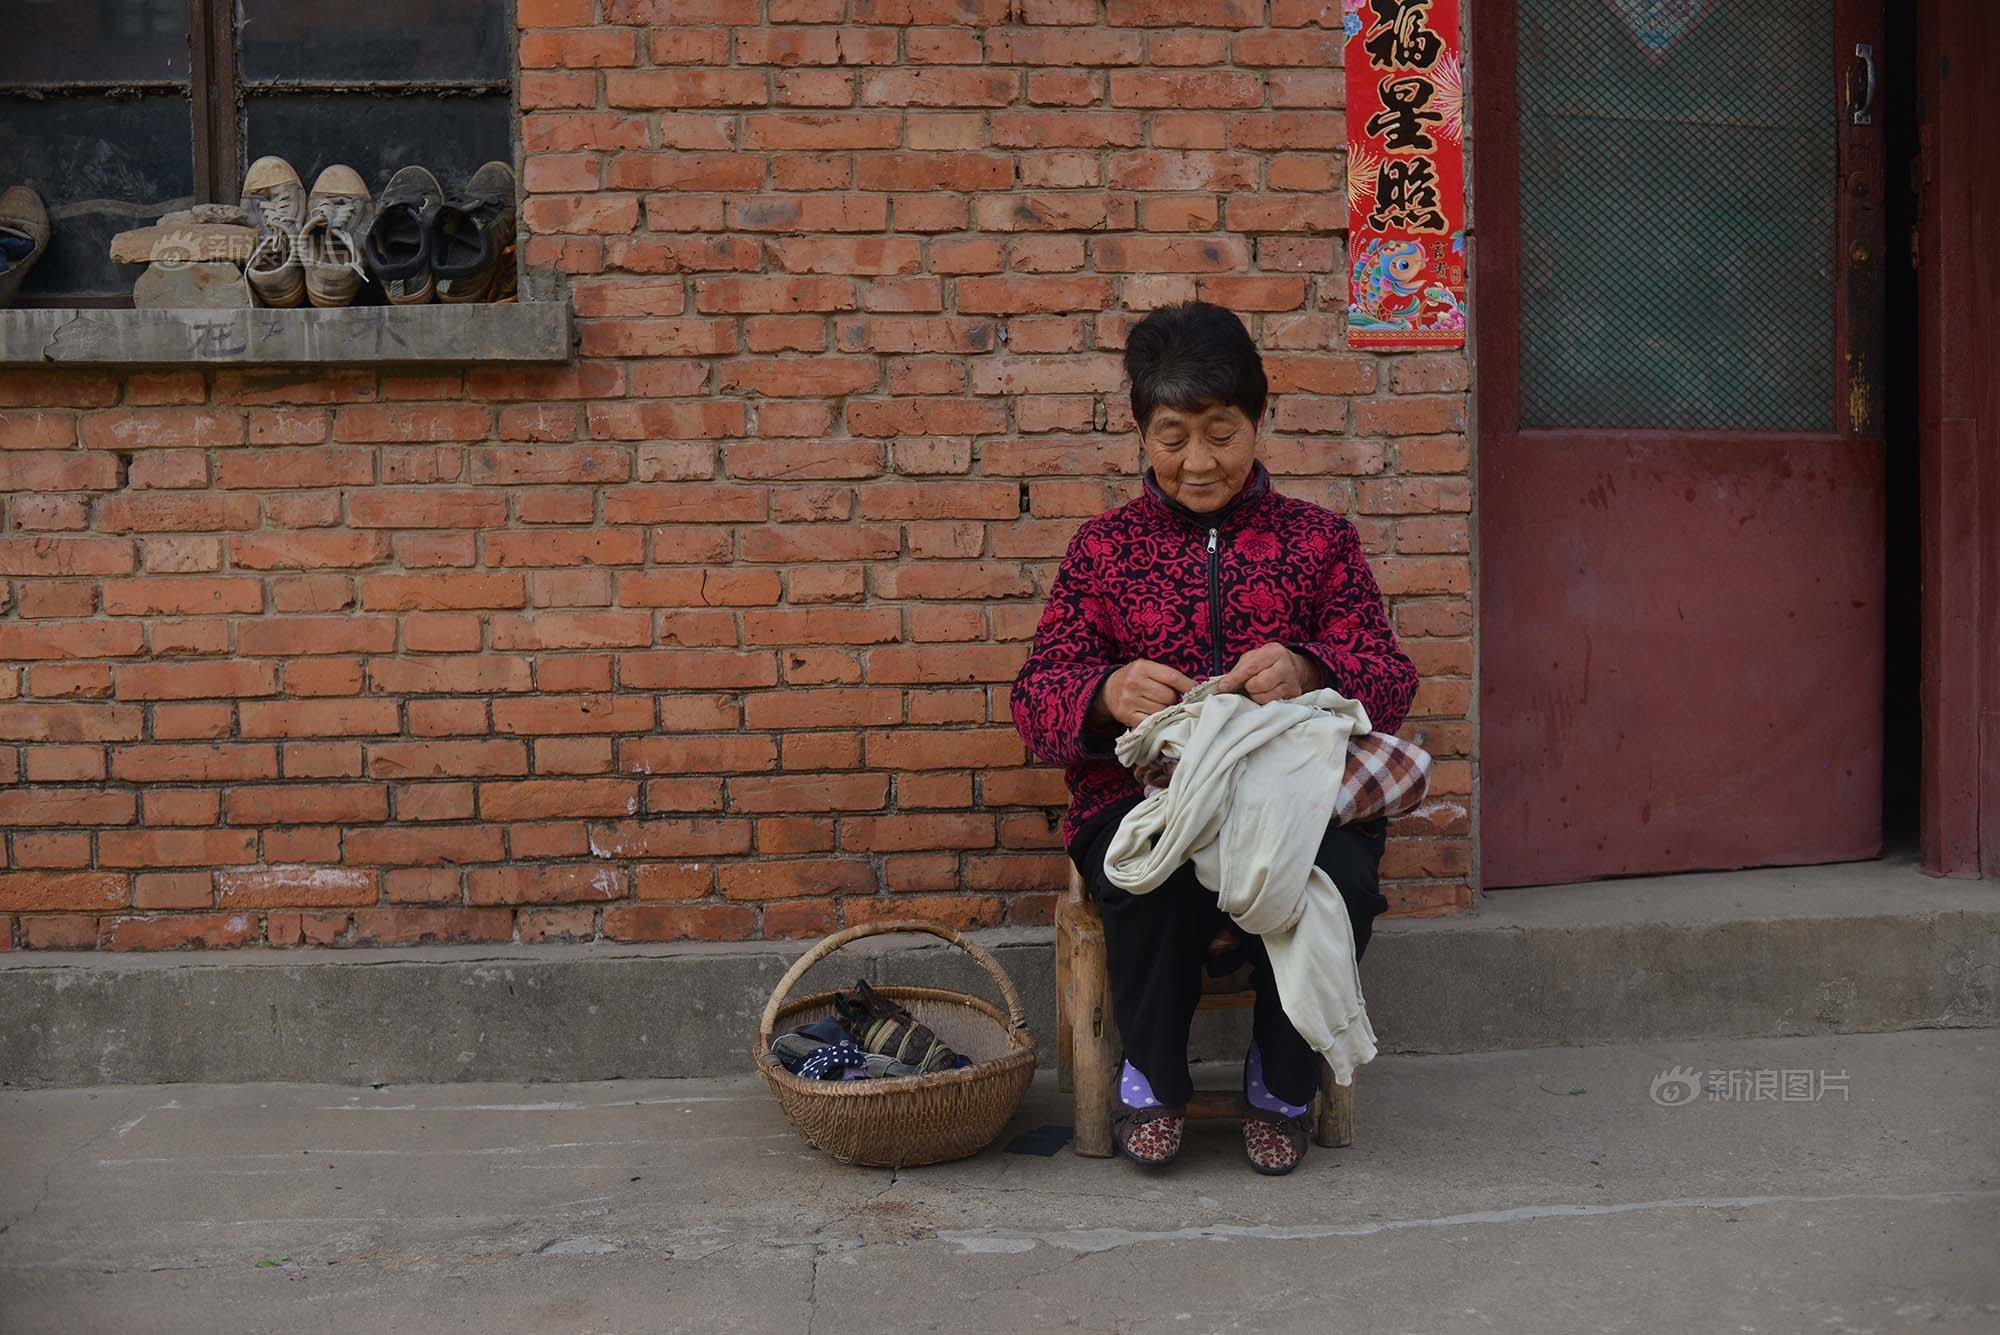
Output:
[1914, 0, 1997, 876]
[1469, 0, 1991, 881]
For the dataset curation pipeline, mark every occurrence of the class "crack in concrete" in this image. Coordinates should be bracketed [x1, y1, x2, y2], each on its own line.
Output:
[803, 1168, 896, 1335]
[0, 1114, 129, 1239]
[933, 1186, 2000, 1257]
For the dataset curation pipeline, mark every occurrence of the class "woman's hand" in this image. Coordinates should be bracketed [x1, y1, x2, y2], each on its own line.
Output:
[1215, 643, 1323, 704]
[1090, 659, 1197, 730]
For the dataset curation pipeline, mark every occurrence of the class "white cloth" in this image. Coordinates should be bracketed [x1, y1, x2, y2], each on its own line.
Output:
[1101, 685, 1379, 1085]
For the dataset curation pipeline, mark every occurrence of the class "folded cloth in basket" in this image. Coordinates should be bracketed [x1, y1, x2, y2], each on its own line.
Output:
[771, 1017, 928, 1080]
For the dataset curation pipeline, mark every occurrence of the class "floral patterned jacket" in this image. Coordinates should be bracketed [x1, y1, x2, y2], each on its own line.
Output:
[1009, 459, 1420, 854]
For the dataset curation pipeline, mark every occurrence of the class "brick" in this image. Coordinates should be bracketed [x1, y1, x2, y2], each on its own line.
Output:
[520, 27, 637, 67]
[720, 858, 878, 902]
[348, 490, 508, 529]
[484, 530, 645, 568]
[229, 532, 390, 569]
[479, 779, 640, 820]
[740, 114, 903, 151]
[101, 577, 263, 617]
[98, 829, 258, 868]
[132, 871, 217, 910]
[727, 773, 889, 813]
[22, 914, 100, 950]
[143, 790, 222, 827]
[345, 825, 506, 867]
[115, 661, 276, 701]
[466, 863, 626, 906]
[101, 912, 259, 951]
[491, 695, 654, 735]
[0, 408, 79, 447]
[0, 451, 119, 491]
[240, 618, 396, 658]
[224, 785, 389, 825]
[587, 818, 751, 858]
[602, 903, 755, 942]
[112, 744, 277, 782]
[606, 68, 766, 108]
[0, 622, 145, 661]
[239, 699, 400, 738]
[14, 832, 92, 869]
[0, 786, 131, 826]
[217, 867, 378, 909]
[349, 908, 513, 946]
[22, 744, 105, 782]
[468, 444, 630, 485]
[80, 409, 244, 451]
[0, 871, 128, 912]
[989, 111, 1144, 148]
[360, 574, 526, 610]
[489, 612, 652, 649]
[0, 703, 144, 743]
[740, 688, 902, 730]
[0, 538, 134, 576]
[265, 911, 354, 946]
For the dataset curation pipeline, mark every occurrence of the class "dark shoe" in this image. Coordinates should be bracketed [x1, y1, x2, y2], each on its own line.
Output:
[241, 156, 306, 308]
[1241, 1105, 1310, 1175]
[365, 165, 443, 305]
[432, 161, 516, 303]
[0, 185, 49, 307]
[300, 165, 373, 308]
[1114, 1105, 1185, 1167]
[833, 978, 966, 1073]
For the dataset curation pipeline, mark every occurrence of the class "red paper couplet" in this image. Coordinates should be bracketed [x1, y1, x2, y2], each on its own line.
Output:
[1344, 0, 1467, 349]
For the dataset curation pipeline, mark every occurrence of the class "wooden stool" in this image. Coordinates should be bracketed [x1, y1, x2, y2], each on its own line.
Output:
[1055, 864, 1355, 1158]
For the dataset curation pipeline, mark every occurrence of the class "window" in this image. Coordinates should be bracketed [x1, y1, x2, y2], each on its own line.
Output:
[0, 0, 512, 305]
[1513, 0, 1836, 431]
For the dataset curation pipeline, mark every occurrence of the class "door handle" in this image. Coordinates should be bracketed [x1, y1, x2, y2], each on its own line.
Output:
[1851, 43, 1876, 125]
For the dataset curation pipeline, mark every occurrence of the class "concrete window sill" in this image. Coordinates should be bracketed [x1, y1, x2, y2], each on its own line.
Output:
[0, 302, 572, 367]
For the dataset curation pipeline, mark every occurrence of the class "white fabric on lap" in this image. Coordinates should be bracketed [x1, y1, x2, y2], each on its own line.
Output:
[1102, 686, 1378, 1086]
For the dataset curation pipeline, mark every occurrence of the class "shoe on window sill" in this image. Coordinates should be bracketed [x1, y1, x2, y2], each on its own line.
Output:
[0, 185, 49, 309]
[365, 165, 442, 306]
[432, 161, 517, 304]
[300, 164, 373, 309]
[241, 156, 306, 309]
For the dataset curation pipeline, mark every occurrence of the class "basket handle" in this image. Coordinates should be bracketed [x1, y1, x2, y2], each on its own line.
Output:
[756, 919, 1030, 1045]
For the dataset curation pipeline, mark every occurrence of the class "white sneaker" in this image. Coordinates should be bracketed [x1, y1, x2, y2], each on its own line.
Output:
[241, 156, 306, 308]
[299, 165, 374, 308]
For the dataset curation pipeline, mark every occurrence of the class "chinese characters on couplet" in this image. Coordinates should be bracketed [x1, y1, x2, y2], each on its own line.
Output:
[1344, 0, 1467, 348]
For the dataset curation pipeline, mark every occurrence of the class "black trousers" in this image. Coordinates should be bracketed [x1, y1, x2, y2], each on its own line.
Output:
[1071, 813, 1390, 1110]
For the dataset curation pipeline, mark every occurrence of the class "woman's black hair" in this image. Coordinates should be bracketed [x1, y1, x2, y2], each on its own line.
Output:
[1122, 300, 1268, 435]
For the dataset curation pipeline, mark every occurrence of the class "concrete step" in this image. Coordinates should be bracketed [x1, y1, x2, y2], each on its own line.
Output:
[2, 854, 1994, 1088]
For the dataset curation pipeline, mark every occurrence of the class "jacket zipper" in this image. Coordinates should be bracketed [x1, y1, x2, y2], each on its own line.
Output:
[1207, 527, 1222, 676]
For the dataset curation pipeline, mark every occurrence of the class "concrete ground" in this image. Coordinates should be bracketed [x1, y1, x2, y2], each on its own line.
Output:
[2, 1029, 1995, 1335]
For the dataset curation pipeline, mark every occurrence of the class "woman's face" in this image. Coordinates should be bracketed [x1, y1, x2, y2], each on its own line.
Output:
[1140, 400, 1259, 513]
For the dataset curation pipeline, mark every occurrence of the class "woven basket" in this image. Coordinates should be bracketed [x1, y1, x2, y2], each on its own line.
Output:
[754, 920, 1037, 1169]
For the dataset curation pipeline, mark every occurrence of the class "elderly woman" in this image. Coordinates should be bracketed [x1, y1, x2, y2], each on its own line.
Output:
[1009, 300, 1419, 1175]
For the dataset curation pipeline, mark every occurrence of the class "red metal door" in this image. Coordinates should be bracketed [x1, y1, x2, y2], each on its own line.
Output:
[1474, 0, 1888, 886]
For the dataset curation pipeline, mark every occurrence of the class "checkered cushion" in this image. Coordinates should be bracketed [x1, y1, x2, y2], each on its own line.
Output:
[1137, 728, 1431, 828]
[1334, 730, 1431, 826]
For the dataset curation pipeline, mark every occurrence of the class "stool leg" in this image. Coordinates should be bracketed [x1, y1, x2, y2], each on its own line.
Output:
[1315, 1061, 1354, 1149]
[1070, 913, 1118, 1158]
[1054, 895, 1075, 1095]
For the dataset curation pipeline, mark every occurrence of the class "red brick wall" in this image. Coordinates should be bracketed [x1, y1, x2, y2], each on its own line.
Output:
[0, 0, 1473, 952]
